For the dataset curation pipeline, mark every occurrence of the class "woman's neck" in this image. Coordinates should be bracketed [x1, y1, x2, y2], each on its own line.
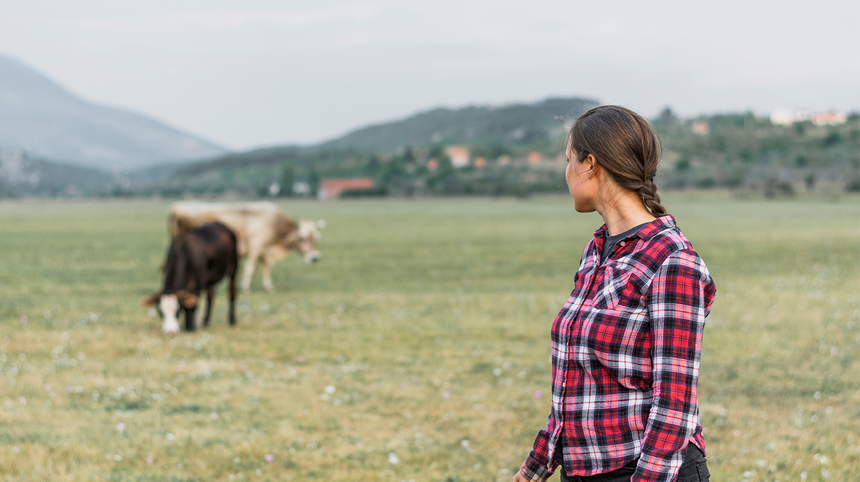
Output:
[596, 189, 656, 236]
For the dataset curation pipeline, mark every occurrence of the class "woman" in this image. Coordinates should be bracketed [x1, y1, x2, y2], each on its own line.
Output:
[514, 106, 715, 482]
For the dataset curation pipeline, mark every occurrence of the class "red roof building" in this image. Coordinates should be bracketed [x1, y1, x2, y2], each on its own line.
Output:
[692, 120, 710, 135]
[445, 146, 470, 168]
[812, 112, 847, 126]
[318, 178, 375, 200]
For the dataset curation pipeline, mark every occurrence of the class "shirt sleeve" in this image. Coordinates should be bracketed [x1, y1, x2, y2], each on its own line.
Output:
[635, 249, 715, 482]
[520, 414, 560, 481]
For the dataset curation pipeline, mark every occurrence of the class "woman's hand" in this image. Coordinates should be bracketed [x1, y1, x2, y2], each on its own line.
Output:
[512, 469, 530, 482]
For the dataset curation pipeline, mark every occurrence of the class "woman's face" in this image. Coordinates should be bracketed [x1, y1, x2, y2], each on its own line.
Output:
[565, 146, 597, 212]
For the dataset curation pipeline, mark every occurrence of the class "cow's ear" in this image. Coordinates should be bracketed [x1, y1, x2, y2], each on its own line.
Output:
[177, 292, 198, 308]
[142, 293, 160, 307]
[316, 219, 327, 230]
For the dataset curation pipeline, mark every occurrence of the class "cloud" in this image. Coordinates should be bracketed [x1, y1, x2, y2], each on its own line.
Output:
[0, 0, 856, 148]
[161, 5, 381, 30]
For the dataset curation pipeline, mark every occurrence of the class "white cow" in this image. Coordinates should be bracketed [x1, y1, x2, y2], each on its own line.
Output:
[168, 201, 324, 292]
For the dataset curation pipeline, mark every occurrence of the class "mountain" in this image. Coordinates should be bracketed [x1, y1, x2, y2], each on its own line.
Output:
[0, 54, 228, 171]
[319, 97, 598, 152]
[0, 149, 117, 197]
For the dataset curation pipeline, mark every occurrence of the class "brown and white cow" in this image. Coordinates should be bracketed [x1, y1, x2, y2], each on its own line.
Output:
[168, 201, 324, 292]
[145, 222, 238, 334]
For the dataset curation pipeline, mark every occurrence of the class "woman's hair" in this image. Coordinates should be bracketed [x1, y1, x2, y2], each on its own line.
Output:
[568, 105, 668, 217]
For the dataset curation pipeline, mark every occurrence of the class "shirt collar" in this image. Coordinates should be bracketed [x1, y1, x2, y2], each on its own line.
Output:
[593, 215, 676, 242]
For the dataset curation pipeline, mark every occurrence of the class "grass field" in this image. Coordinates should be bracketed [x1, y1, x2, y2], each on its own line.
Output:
[0, 193, 858, 481]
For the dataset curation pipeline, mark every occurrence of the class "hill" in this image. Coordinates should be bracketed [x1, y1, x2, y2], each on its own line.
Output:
[125, 97, 599, 196]
[127, 104, 859, 198]
[0, 149, 117, 197]
[4, 92, 856, 198]
[0, 54, 227, 171]
[319, 97, 598, 152]
[652, 112, 860, 195]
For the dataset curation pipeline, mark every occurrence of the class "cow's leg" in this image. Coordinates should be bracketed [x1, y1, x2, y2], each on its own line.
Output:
[228, 273, 237, 326]
[202, 287, 214, 327]
[184, 305, 197, 332]
[261, 255, 275, 292]
[241, 249, 260, 292]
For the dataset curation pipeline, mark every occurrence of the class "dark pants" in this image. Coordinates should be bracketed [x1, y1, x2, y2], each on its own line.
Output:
[559, 445, 709, 482]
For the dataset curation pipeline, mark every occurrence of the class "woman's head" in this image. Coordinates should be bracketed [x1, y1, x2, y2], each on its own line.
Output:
[566, 105, 667, 217]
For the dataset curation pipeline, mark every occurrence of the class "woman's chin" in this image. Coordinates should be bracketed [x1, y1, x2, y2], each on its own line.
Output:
[572, 201, 593, 213]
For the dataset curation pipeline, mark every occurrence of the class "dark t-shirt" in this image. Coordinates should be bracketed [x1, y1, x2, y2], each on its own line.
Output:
[601, 222, 649, 263]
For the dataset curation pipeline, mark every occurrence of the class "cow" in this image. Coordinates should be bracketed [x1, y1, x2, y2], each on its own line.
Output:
[168, 201, 324, 292]
[144, 222, 238, 335]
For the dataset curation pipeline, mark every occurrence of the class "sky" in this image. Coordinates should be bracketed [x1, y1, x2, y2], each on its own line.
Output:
[0, 0, 857, 151]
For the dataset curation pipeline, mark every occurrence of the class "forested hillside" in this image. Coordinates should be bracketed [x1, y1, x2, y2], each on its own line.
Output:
[124, 102, 858, 199]
[654, 112, 859, 195]
[3, 97, 857, 198]
[319, 97, 597, 153]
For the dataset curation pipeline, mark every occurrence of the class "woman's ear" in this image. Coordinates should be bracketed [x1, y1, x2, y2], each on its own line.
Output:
[586, 154, 598, 177]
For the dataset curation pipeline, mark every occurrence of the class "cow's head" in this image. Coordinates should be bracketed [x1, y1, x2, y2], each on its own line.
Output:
[143, 291, 198, 335]
[289, 219, 325, 263]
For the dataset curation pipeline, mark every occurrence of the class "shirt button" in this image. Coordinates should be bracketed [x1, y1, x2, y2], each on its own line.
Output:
[619, 241, 626, 247]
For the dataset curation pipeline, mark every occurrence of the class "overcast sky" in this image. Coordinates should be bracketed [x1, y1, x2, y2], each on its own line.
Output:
[0, 1, 857, 150]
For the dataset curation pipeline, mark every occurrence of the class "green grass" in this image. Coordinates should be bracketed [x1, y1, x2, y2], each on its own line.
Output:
[0, 194, 858, 481]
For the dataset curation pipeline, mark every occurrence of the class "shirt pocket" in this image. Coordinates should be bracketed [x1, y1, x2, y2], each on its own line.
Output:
[591, 266, 635, 311]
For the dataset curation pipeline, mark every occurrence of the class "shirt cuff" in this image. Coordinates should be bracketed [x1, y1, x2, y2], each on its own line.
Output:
[520, 455, 554, 482]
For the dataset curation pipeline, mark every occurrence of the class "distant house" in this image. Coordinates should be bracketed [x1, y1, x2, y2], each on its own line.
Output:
[692, 120, 710, 135]
[292, 181, 311, 196]
[497, 154, 512, 165]
[427, 158, 439, 170]
[266, 181, 281, 196]
[473, 156, 487, 168]
[770, 109, 847, 126]
[770, 109, 807, 126]
[528, 152, 541, 164]
[444, 146, 470, 168]
[812, 112, 847, 126]
[318, 178, 375, 200]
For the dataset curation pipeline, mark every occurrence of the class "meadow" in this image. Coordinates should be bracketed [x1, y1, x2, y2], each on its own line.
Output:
[0, 193, 857, 482]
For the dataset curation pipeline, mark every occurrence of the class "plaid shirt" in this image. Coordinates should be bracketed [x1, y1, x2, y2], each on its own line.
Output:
[521, 216, 716, 482]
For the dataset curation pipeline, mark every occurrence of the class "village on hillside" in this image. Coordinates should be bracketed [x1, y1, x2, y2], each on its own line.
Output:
[258, 109, 857, 201]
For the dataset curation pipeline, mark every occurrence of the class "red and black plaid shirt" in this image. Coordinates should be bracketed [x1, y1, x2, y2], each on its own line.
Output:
[521, 216, 716, 482]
